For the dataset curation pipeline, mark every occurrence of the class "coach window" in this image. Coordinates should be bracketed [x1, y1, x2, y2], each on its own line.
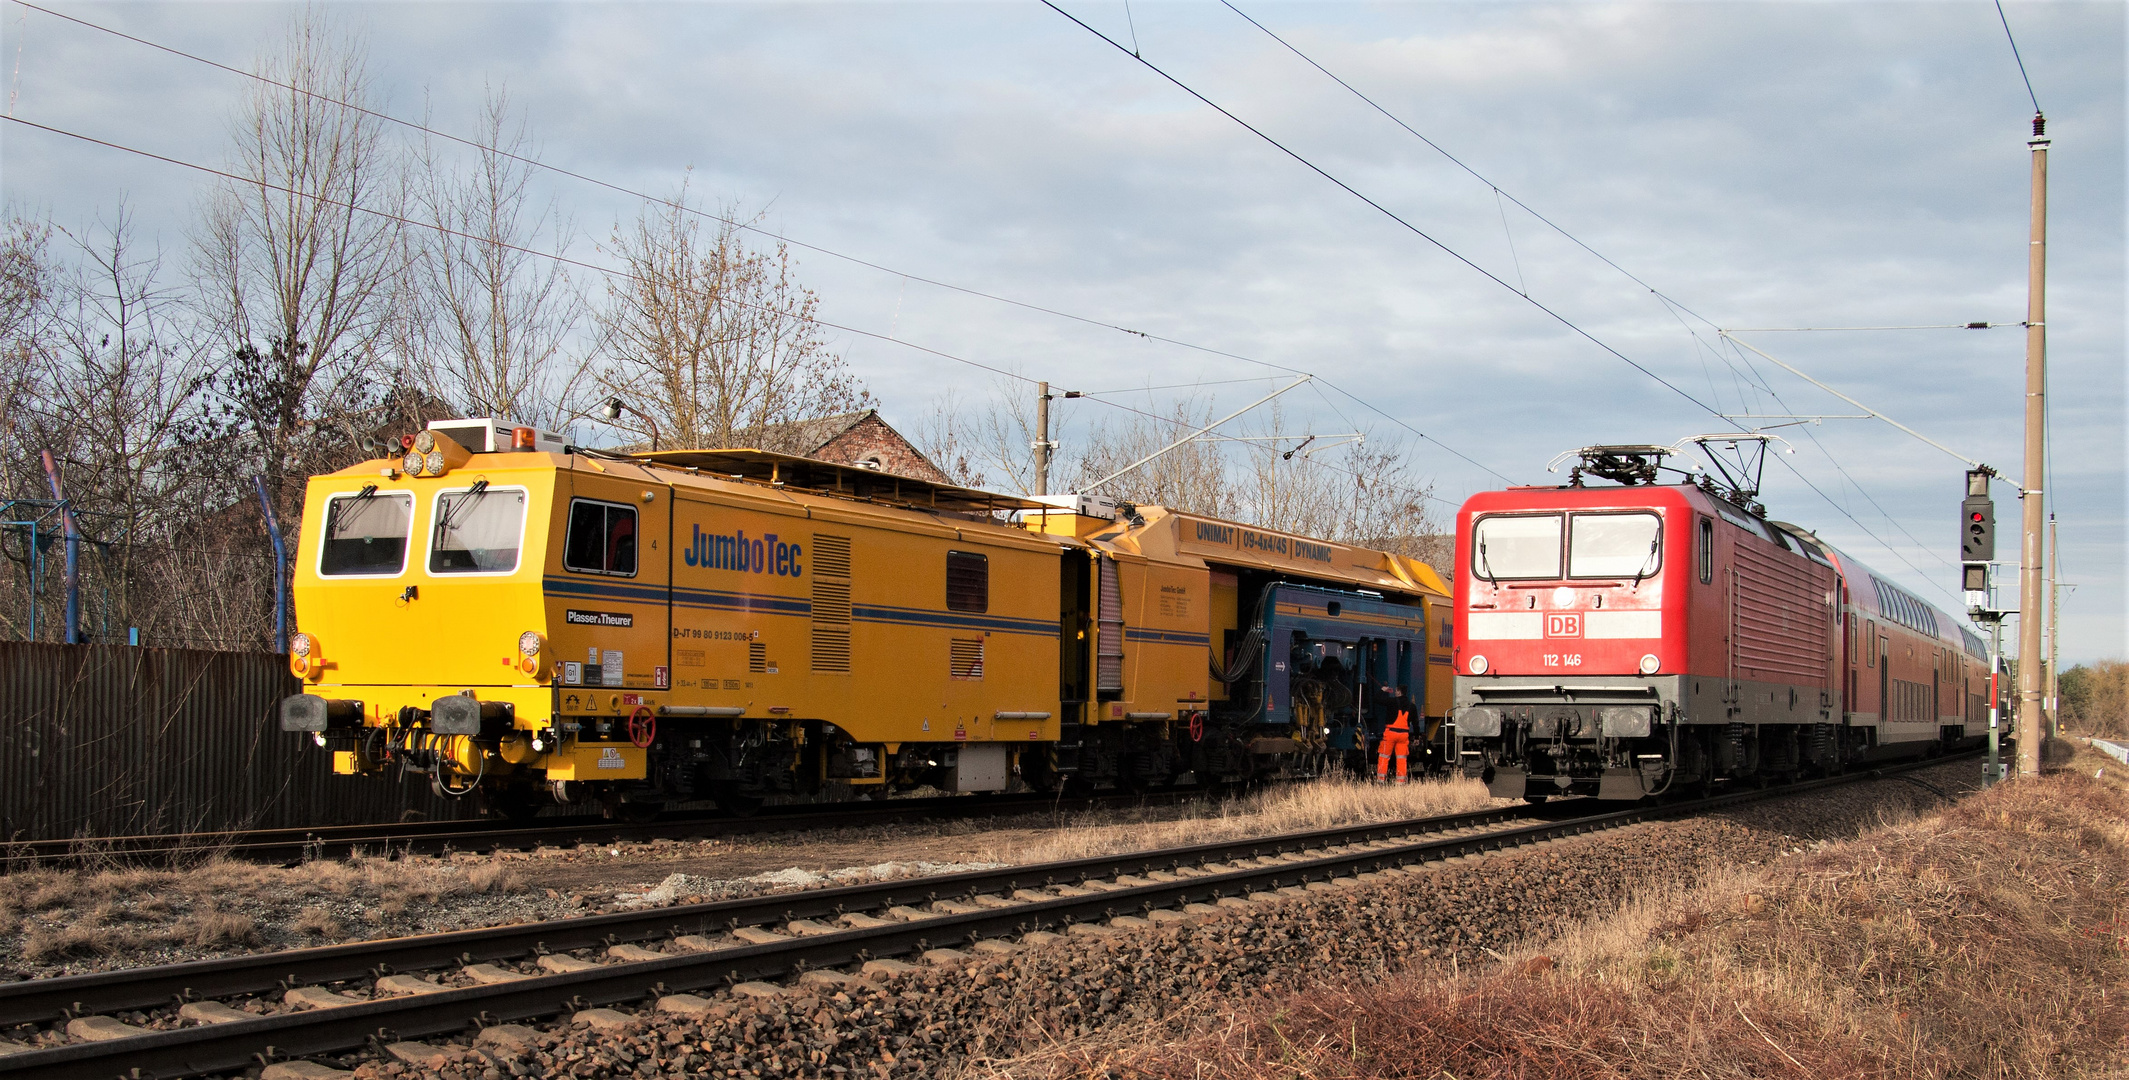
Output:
[563, 499, 637, 576]
[1471, 513, 1562, 581]
[1568, 512, 1661, 578]
[1697, 517, 1714, 584]
[319, 490, 414, 576]
[1864, 620, 1877, 667]
[429, 486, 527, 574]
[946, 550, 989, 613]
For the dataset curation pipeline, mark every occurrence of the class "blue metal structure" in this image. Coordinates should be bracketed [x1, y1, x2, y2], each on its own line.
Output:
[38, 451, 82, 645]
[254, 476, 288, 651]
[1249, 582, 1430, 762]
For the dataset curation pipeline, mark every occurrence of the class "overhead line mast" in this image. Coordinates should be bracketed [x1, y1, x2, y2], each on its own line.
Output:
[2016, 114, 2049, 780]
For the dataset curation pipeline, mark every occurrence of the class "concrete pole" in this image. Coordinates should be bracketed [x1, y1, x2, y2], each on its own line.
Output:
[2015, 115, 2049, 778]
[1036, 381, 1052, 497]
[2046, 513, 2060, 736]
[1986, 614, 2003, 785]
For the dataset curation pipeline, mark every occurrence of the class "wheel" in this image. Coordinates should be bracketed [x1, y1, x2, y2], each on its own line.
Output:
[1020, 748, 1075, 795]
[479, 785, 545, 826]
[606, 798, 663, 824]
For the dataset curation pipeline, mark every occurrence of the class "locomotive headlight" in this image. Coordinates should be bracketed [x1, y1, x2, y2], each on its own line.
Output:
[412, 429, 437, 453]
[1469, 654, 1489, 675]
[423, 450, 445, 475]
[402, 450, 424, 475]
[290, 632, 313, 658]
[1552, 587, 1575, 608]
[1639, 653, 1661, 675]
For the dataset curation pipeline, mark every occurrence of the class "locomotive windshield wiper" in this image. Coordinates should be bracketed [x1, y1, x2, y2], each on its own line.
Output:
[1630, 537, 1659, 589]
[1477, 539, 1498, 584]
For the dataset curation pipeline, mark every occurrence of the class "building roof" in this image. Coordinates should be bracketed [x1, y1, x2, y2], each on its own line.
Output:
[729, 411, 876, 456]
[625, 448, 1048, 516]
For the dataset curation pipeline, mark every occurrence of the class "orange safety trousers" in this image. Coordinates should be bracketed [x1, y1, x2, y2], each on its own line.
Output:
[1375, 710, 1411, 784]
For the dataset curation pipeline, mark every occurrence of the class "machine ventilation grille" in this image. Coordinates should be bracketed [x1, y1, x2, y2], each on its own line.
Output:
[950, 638, 985, 681]
[811, 534, 853, 675]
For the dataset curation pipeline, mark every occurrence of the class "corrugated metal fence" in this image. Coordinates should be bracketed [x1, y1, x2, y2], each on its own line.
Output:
[0, 642, 468, 842]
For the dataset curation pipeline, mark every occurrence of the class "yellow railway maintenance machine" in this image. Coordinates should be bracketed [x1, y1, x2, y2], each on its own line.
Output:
[281, 421, 1453, 819]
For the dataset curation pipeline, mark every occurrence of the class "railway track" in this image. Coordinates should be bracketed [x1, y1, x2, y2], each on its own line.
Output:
[0, 755, 1970, 1078]
[0, 786, 1224, 870]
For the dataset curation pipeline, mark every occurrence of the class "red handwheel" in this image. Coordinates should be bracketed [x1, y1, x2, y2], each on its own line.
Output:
[1188, 711, 1205, 742]
[627, 705, 657, 749]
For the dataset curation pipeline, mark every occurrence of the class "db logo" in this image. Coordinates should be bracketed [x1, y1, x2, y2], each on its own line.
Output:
[1545, 613, 1582, 638]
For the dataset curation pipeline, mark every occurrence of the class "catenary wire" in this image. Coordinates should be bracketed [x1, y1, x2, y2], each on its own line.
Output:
[1217, 0, 2008, 607]
[0, 114, 1045, 391]
[1993, 0, 2044, 115]
[6, 0, 1511, 487]
[15, 1, 2016, 591]
[1, 110, 1457, 520]
[1078, 2, 1980, 605]
[1074, 390, 1463, 510]
[1721, 324, 2008, 332]
[1042, 0, 1725, 422]
[1222, 0, 2025, 502]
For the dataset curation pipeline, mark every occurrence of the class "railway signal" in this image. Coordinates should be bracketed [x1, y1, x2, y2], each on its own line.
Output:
[1961, 471, 1995, 563]
[1962, 469, 1994, 594]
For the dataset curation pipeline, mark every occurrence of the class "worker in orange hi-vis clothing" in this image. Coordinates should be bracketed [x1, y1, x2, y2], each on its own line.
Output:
[1375, 692, 1413, 785]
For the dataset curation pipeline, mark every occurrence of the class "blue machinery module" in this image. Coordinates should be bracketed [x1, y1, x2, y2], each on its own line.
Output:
[1236, 582, 1436, 768]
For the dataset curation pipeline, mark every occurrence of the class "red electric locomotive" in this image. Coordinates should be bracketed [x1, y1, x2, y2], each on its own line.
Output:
[1451, 439, 1987, 801]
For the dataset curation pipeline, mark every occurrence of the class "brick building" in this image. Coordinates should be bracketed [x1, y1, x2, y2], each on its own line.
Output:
[731, 410, 952, 484]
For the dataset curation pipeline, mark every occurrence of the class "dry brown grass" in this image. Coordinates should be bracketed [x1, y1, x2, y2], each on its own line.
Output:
[0, 854, 534, 970]
[1031, 760, 2129, 1080]
[977, 775, 1501, 867]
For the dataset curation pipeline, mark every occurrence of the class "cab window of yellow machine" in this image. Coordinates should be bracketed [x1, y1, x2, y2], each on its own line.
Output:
[564, 499, 637, 576]
[429, 487, 527, 574]
[319, 490, 414, 576]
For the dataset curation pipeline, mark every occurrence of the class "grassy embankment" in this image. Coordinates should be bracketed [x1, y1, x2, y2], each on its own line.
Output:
[1072, 749, 2129, 1079]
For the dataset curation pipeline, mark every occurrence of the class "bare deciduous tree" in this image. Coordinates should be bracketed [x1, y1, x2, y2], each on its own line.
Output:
[1071, 397, 1240, 519]
[192, 10, 402, 503]
[0, 214, 57, 450]
[0, 208, 245, 643]
[594, 185, 869, 451]
[923, 385, 1446, 570]
[401, 85, 586, 428]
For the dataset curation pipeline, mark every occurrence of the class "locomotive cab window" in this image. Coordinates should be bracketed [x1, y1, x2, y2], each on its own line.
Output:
[946, 550, 988, 613]
[1697, 517, 1714, 583]
[429, 486, 527, 574]
[1568, 512, 1661, 578]
[1471, 513, 1562, 580]
[563, 499, 638, 576]
[319, 490, 414, 577]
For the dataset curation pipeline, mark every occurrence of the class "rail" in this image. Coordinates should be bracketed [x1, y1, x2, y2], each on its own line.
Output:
[0, 753, 1973, 1078]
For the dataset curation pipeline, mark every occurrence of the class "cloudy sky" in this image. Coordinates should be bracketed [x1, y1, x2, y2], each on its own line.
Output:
[2, 1, 2122, 661]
